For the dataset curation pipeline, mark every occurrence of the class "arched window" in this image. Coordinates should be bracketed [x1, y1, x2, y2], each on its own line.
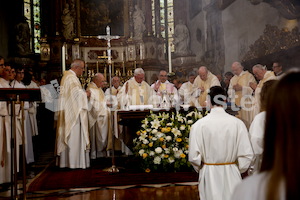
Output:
[24, 0, 41, 53]
[152, 0, 174, 52]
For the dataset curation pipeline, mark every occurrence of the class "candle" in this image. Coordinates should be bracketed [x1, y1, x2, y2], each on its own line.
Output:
[85, 62, 87, 76]
[62, 43, 66, 73]
[104, 67, 107, 79]
[134, 61, 137, 69]
[168, 43, 172, 73]
[112, 61, 114, 76]
[96, 60, 99, 73]
[122, 61, 125, 76]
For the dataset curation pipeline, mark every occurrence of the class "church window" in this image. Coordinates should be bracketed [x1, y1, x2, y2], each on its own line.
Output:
[154, 0, 174, 53]
[24, 0, 41, 53]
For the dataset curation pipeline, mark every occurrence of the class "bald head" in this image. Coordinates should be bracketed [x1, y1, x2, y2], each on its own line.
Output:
[93, 73, 106, 88]
[231, 62, 243, 76]
[198, 66, 208, 81]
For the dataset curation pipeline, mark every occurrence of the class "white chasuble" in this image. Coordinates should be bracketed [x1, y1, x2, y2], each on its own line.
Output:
[56, 70, 90, 169]
[189, 107, 253, 200]
[192, 72, 220, 106]
[87, 82, 110, 159]
[228, 71, 256, 128]
[117, 78, 154, 108]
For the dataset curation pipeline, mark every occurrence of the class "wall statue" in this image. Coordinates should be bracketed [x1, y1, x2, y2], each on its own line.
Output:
[15, 17, 31, 56]
[173, 20, 191, 56]
[133, 5, 146, 39]
[61, 3, 75, 40]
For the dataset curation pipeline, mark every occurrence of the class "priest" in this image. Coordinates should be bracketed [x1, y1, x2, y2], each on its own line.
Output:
[117, 68, 155, 108]
[228, 61, 256, 128]
[192, 66, 220, 107]
[87, 73, 110, 159]
[178, 71, 196, 105]
[55, 59, 90, 169]
[250, 64, 276, 119]
[188, 86, 253, 200]
[151, 69, 178, 107]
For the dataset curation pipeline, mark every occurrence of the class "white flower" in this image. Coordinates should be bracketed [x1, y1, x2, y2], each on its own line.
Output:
[166, 122, 173, 126]
[139, 149, 145, 156]
[155, 147, 163, 154]
[173, 147, 178, 152]
[141, 124, 147, 129]
[166, 136, 172, 141]
[160, 154, 165, 158]
[152, 129, 158, 134]
[187, 120, 193, 124]
[180, 125, 185, 130]
[151, 119, 161, 129]
[149, 151, 155, 156]
[146, 128, 152, 132]
[152, 137, 158, 141]
[172, 128, 181, 137]
[174, 150, 183, 158]
[154, 156, 161, 164]
[142, 139, 149, 144]
[168, 157, 175, 163]
[164, 148, 170, 154]
[143, 118, 149, 125]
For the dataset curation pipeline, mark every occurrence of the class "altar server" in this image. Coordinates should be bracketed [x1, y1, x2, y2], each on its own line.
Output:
[188, 86, 253, 200]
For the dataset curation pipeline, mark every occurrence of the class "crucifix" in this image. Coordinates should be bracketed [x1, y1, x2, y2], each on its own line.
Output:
[97, 26, 120, 173]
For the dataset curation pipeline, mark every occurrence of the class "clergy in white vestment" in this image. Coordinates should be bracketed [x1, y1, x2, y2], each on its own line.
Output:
[250, 64, 276, 120]
[178, 71, 196, 105]
[117, 68, 155, 108]
[86, 73, 110, 159]
[228, 62, 256, 128]
[151, 70, 179, 107]
[0, 66, 12, 184]
[188, 86, 254, 200]
[105, 76, 122, 96]
[11, 67, 35, 164]
[55, 59, 90, 169]
[192, 66, 220, 107]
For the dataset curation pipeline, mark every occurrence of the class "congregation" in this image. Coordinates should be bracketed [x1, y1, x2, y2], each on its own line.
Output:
[0, 55, 297, 200]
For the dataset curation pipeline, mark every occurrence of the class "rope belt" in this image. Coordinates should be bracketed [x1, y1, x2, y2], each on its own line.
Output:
[204, 162, 236, 165]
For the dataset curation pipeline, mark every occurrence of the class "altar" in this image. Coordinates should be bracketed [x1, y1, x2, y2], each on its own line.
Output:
[115, 106, 238, 150]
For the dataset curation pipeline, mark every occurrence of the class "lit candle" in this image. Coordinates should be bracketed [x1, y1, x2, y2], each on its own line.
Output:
[168, 43, 172, 73]
[62, 43, 66, 73]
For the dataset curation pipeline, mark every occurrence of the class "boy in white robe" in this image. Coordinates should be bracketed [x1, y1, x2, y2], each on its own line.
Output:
[188, 86, 253, 200]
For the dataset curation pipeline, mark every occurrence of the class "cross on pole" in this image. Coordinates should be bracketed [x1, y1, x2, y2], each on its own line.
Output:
[97, 26, 120, 65]
[97, 26, 120, 172]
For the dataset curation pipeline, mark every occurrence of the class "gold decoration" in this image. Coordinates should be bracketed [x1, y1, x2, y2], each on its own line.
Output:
[242, 25, 300, 62]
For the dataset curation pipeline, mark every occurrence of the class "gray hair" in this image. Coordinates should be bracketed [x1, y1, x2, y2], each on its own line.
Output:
[134, 68, 145, 76]
[70, 59, 84, 69]
[253, 64, 267, 70]
[232, 61, 244, 70]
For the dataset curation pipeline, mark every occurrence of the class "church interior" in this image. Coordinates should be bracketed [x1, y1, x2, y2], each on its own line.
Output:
[0, 0, 300, 199]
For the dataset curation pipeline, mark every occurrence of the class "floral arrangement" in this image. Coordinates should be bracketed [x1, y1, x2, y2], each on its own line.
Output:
[133, 110, 206, 172]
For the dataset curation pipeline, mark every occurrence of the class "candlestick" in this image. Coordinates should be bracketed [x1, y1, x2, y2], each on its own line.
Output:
[168, 43, 172, 73]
